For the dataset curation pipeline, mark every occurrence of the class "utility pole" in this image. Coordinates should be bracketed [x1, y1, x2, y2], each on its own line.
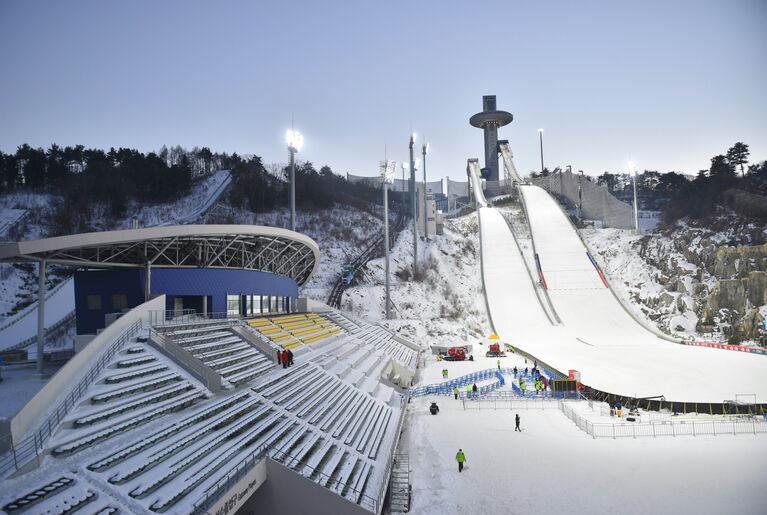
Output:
[409, 133, 417, 277]
[422, 142, 429, 242]
[382, 160, 395, 319]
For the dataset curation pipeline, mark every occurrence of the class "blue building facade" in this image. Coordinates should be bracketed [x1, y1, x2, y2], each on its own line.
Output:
[74, 268, 299, 334]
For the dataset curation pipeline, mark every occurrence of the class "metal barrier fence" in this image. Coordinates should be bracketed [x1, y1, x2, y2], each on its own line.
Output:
[409, 367, 552, 397]
[531, 170, 634, 229]
[461, 397, 563, 410]
[0, 319, 143, 478]
[558, 400, 767, 439]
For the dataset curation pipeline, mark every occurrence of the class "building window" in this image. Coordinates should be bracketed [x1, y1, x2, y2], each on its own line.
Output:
[86, 294, 102, 310]
[227, 294, 240, 317]
[245, 295, 252, 316]
[111, 294, 128, 311]
[271, 296, 278, 313]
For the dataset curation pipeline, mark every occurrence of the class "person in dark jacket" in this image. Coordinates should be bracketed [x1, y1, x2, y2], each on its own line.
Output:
[515, 413, 521, 432]
[277, 349, 282, 365]
[287, 349, 294, 366]
[472, 383, 478, 397]
[429, 402, 439, 415]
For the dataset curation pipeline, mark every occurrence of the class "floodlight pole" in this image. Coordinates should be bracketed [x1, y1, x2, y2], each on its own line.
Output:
[36, 259, 46, 376]
[422, 143, 428, 242]
[287, 129, 303, 232]
[383, 173, 391, 319]
[289, 147, 296, 232]
[409, 134, 418, 277]
[630, 163, 640, 234]
[538, 129, 545, 175]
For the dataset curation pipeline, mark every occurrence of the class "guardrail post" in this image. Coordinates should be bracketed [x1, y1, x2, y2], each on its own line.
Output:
[732, 420, 736, 435]
[612, 424, 615, 439]
[652, 422, 656, 438]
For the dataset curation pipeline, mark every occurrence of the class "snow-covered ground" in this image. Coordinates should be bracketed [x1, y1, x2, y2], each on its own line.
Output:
[402, 397, 767, 515]
[216, 203, 385, 303]
[0, 170, 234, 351]
[582, 226, 706, 338]
[341, 213, 490, 357]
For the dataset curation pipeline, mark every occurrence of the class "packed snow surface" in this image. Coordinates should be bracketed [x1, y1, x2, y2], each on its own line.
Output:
[403, 397, 767, 515]
[479, 182, 767, 402]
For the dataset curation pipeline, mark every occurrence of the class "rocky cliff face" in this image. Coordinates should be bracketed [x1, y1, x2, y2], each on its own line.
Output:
[583, 209, 767, 342]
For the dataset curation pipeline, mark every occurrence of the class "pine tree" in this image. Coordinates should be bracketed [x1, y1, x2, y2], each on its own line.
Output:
[726, 142, 750, 178]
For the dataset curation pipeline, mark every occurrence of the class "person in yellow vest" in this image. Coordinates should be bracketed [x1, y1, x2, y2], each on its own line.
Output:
[465, 384, 472, 399]
[453, 386, 459, 400]
[455, 449, 466, 472]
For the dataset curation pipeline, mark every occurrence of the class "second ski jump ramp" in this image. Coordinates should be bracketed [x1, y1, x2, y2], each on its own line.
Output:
[470, 162, 767, 403]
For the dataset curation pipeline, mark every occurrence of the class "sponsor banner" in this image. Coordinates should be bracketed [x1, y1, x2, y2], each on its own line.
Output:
[685, 341, 767, 355]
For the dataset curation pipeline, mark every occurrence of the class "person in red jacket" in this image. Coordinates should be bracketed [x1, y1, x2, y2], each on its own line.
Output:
[281, 349, 289, 368]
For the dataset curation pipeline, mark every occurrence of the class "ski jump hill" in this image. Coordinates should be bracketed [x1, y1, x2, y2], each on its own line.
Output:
[470, 149, 767, 409]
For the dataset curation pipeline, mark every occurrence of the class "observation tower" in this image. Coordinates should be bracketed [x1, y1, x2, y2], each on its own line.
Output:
[469, 95, 513, 182]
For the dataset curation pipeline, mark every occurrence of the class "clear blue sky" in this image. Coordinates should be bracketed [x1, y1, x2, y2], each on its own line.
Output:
[1, 0, 765, 179]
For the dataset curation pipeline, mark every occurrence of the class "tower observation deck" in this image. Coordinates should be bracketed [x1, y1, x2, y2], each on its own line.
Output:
[469, 95, 513, 182]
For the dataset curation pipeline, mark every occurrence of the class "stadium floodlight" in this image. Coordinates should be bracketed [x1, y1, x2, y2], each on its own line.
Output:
[382, 160, 396, 184]
[286, 129, 304, 152]
[414, 158, 421, 171]
[411, 132, 417, 143]
[628, 161, 639, 234]
[286, 128, 304, 231]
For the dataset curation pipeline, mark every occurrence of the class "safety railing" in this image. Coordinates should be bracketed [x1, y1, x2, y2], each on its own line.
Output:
[409, 367, 549, 397]
[192, 440, 380, 514]
[0, 319, 143, 478]
[558, 400, 767, 439]
[461, 397, 563, 411]
[2, 310, 77, 354]
[374, 390, 410, 514]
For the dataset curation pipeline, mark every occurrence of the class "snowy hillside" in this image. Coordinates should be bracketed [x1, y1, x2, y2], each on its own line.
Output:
[582, 212, 767, 342]
[205, 203, 384, 303]
[0, 171, 232, 326]
[341, 213, 490, 352]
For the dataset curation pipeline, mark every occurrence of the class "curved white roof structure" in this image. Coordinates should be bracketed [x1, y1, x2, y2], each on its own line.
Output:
[0, 224, 320, 286]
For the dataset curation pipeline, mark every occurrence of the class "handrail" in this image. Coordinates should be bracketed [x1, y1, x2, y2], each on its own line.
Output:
[0, 319, 143, 478]
[192, 438, 383, 514]
[375, 390, 410, 514]
[1, 310, 76, 354]
[327, 207, 404, 308]
[0, 277, 73, 335]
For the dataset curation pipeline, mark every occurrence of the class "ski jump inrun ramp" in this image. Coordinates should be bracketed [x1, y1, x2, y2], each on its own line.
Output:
[471, 153, 767, 404]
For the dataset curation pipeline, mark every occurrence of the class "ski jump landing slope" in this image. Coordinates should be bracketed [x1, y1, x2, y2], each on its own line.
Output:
[471, 165, 767, 403]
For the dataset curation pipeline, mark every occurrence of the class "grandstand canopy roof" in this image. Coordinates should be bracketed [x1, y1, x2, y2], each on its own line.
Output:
[0, 225, 320, 286]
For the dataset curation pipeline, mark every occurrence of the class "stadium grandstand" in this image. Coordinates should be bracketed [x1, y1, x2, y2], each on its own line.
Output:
[0, 225, 419, 514]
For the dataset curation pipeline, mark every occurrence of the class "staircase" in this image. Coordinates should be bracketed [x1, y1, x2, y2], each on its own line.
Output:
[387, 453, 410, 513]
